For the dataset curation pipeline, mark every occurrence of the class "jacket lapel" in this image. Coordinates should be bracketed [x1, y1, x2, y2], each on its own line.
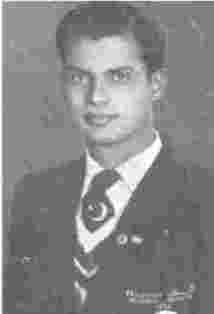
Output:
[118, 145, 182, 230]
[47, 155, 86, 312]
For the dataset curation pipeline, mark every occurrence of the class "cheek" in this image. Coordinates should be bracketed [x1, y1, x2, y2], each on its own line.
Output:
[64, 90, 84, 120]
[113, 89, 150, 119]
[64, 84, 88, 106]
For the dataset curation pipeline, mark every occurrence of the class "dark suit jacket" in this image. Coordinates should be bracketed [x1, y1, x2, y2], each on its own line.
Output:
[4, 143, 213, 314]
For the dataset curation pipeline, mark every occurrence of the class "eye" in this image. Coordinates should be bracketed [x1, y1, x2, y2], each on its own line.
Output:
[64, 68, 89, 86]
[69, 72, 86, 84]
[110, 68, 132, 83]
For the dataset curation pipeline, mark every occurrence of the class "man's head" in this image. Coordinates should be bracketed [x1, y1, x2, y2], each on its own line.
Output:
[56, 2, 167, 148]
[56, 2, 166, 78]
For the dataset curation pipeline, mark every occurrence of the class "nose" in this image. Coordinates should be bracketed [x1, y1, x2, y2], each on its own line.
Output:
[89, 78, 110, 106]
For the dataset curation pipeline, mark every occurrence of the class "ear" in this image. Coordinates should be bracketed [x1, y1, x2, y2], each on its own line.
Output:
[151, 68, 168, 102]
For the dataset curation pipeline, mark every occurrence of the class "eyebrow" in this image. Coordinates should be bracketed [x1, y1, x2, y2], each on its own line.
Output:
[63, 65, 135, 74]
[108, 66, 134, 73]
[63, 65, 90, 75]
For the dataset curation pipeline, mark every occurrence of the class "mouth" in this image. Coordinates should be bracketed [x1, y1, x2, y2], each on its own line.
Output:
[84, 113, 118, 127]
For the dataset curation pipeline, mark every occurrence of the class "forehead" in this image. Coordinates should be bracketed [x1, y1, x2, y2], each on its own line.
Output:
[63, 35, 143, 72]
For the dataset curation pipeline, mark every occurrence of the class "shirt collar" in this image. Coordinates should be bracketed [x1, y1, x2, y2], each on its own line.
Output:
[83, 150, 104, 196]
[117, 130, 162, 191]
[84, 130, 162, 194]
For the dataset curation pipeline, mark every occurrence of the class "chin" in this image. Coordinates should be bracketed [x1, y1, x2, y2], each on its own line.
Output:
[86, 136, 116, 147]
[85, 132, 130, 147]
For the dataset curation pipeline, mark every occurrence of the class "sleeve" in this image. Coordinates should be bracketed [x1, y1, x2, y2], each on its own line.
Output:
[189, 167, 214, 314]
[197, 186, 213, 314]
[3, 174, 63, 314]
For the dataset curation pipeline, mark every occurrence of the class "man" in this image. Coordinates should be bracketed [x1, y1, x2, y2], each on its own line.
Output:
[4, 2, 213, 314]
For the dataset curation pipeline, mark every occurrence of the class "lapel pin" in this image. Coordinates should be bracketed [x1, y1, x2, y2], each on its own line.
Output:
[131, 235, 144, 245]
[116, 233, 128, 246]
[163, 229, 169, 237]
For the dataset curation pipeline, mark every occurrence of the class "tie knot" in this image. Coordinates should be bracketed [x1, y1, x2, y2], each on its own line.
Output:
[89, 169, 121, 194]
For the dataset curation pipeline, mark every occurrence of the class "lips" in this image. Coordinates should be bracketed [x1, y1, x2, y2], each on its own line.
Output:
[84, 113, 118, 127]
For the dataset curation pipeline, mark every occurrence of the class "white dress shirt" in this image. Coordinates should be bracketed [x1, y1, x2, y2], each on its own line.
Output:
[76, 131, 162, 253]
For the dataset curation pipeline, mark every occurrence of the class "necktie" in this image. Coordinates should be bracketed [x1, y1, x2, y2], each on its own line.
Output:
[81, 169, 121, 232]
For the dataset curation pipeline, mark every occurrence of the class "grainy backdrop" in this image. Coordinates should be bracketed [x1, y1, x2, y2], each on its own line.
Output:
[3, 2, 214, 216]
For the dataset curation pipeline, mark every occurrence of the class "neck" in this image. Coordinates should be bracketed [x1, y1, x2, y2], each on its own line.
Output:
[86, 129, 156, 169]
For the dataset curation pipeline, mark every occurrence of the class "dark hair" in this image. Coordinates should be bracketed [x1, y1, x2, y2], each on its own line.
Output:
[56, 2, 166, 75]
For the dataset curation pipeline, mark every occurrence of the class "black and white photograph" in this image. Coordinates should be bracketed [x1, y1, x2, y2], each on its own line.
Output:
[3, 2, 214, 314]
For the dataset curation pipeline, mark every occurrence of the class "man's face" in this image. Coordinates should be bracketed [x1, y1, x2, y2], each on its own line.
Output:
[61, 35, 160, 146]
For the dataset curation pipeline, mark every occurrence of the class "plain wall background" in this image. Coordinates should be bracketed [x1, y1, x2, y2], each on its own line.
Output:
[3, 2, 214, 208]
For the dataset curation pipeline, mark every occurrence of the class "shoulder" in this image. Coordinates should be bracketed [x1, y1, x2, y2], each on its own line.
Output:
[10, 156, 85, 220]
[15, 156, 84, 192]
[159, 141, 213, 203]
[14, 155, 85, 195]
[157, 142, 213, 224]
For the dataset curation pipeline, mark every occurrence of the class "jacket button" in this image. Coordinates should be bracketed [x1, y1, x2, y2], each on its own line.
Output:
[163, 228, 169, 237]
[40, 207, 48, 213]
